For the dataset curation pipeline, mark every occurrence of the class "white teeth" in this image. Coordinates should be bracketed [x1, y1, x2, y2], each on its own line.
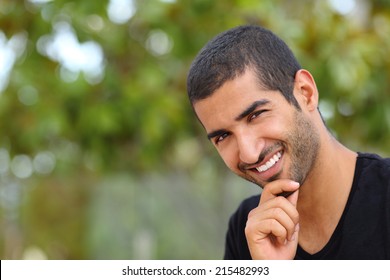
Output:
[256, 152, 282, 173]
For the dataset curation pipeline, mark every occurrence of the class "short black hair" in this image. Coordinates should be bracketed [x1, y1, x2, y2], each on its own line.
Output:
[187, 25, 301, 108]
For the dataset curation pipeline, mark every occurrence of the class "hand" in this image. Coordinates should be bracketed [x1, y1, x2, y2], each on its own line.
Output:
[245, 179, 300, 259]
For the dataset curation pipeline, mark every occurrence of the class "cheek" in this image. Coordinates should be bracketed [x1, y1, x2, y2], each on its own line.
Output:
[216, 144, 239, 171]
[265, 114, 286, 130]
[264, 116, 293, 139]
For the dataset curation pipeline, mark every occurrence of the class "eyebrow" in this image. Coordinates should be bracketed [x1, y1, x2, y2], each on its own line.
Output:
[234, 99, 270, 121]
[206, 99, 270, 140]
[207, 129, 227, 140]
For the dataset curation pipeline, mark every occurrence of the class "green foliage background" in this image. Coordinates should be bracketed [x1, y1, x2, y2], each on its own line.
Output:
[0, 0, 390, 259]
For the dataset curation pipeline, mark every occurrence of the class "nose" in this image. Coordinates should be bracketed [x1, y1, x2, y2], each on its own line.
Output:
[236, 132, 264, 165]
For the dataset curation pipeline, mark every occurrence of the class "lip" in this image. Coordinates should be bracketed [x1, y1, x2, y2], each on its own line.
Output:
[258, 149, 283, 167]
[250, 149, 284, 181]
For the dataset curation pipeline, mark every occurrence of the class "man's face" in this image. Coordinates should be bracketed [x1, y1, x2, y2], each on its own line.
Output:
[193, 69, 320, 188]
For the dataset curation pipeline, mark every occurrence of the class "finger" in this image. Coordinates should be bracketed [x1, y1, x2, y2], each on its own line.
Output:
[287, 189, 299, 207]
[290, 223, 300, 242]
[251, 196, 300, 226]
[260, 179, 300, 204]
[246, 218, 291, 246]
[286, 190, 300, 240]
[249, 201, 299, 241]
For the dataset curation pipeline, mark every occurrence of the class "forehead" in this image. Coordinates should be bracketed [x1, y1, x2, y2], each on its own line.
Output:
[193, 69, 286, 127]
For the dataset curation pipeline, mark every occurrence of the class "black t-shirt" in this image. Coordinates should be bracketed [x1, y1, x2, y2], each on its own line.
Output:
[224, 153, 390, 259]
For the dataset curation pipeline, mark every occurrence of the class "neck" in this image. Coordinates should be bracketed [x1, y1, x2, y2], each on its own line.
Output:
[298, 132, 357, 211]
[296, 130, 357, 252]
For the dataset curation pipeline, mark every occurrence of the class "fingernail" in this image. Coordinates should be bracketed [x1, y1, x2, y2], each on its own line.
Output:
[289, 224, 300, 241]
[290, 231, 298, 241]
[290, 181, 300, 187]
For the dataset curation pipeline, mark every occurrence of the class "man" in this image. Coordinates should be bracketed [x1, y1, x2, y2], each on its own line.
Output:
[186, 25, 390, 259]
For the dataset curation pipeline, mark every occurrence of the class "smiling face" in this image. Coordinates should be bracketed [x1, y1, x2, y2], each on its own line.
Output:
[193, 68, 320, 188]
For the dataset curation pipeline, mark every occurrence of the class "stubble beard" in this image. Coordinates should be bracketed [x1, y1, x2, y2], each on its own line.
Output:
[287, 110, 321, 186]
[239, 110, 321, 188]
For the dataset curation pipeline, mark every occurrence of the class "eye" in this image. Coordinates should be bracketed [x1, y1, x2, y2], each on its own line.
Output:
[215, 132, 230, 145]
[248, 110, 267, 121]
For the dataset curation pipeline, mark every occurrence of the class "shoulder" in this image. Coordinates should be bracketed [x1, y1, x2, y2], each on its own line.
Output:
[224, 194, 260, 260]
[231, 194, 260, 220]
[350, 152, 390, 203]
[342, 153, 390, 254]
[356, 152, 390, 181]
[357, 152, 390, 166]
[227, 194, 260, 235]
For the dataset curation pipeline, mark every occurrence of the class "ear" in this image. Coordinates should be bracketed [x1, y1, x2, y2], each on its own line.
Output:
[294, 69, 319, 112]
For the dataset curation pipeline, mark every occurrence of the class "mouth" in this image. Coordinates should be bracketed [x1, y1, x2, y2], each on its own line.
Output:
[248, 149, 284, 182]
[255, 151, 282, 173]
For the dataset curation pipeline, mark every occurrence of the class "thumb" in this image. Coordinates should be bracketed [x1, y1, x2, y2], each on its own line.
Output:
[287, 188, 299, 207]
[287, 190, 300, 247]
[287, 222, 300, 248]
